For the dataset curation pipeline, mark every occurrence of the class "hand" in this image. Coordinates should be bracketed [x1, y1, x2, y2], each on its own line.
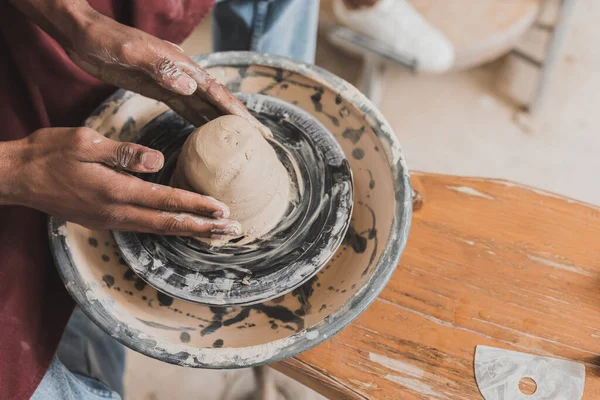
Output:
[9, 0, 271, 137]
[70, 8, 271, 136]
[0, 127, 242, 237]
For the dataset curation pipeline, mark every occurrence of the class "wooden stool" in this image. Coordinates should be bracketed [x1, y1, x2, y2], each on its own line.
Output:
[511, 0, 578, 113]
[321, 0, 542, 106]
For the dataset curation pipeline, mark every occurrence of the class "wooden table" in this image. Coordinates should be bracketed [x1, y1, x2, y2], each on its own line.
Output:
[274, 172, 600, 399]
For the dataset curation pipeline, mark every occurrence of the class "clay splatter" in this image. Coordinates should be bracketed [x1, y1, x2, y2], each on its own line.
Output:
[180, 332, 190, 343]
[344, 226, 368, 253]
[342, 126, 366, 144]
[352, 148, 365, 160]
[157, 292, 174, 307]
[102, 275, 115, 288]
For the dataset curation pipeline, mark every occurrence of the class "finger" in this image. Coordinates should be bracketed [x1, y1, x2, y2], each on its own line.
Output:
[77, 60, 222, 126]
[165, 92, 222, 126]
[72, 41, 197, 97]
[73, 47, 267, 133]
[118, 42, 234, 120]
[180, 64, 273, 138]
[107, 39, 199, 96]
[80, 134, 164, 173]
[150, 57, 198, 96]
[108, 206, 242, 237]
[122, 180, 231, 218]
[142, 46, 240, 118]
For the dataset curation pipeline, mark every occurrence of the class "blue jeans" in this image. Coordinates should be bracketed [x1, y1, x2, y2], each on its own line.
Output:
[33, 308, 126, 399]
[213, 0, 320, 64]
[33, 1, 319, 398]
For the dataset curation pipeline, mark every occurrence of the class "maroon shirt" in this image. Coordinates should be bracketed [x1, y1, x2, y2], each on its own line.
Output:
[0, 1, 214, 397]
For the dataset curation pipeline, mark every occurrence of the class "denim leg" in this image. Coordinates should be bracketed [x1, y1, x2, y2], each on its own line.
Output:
[32, 308, 125, 399]
[32, 357, 122, 400]
[212, 0, 320, 64]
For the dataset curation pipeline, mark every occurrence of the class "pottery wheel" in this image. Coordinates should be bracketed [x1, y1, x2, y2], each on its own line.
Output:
[48, 52, 412, 369]
[113, 93, 353, 306]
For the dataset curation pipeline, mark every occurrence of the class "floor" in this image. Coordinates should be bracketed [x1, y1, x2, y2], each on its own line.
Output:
[124, 0, 600, 398]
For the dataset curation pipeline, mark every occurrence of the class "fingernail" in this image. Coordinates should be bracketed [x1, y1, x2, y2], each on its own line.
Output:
[205, 196, 230, 218]
[175, 74, 197, 95]
[212, 222, 242, 236]
[220, 207, 230, 219]
[260, 125, 273, 138]
[141, 151, 163, 170]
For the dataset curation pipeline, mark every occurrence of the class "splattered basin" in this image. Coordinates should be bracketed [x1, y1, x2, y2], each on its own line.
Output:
[49, 52, 412, 368]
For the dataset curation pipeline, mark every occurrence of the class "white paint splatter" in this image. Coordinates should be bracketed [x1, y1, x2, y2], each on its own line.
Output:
[369, 353, 424, 378]
[529, 187, 590, 207]
[446, 186, 495, 200]
[489, 179, 518, 188]
[348, 379, 376, 390]
[305, 330, 319, 340]
[527, 254, 595, 277]
[92, 138, 103, 144]
[384, 374, 448, 399]
[474, 318, 600, 356]
[471, 178, 597, 209]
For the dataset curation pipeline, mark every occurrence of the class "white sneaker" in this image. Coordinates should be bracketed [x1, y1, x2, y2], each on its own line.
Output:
[332, 0, 455, 73]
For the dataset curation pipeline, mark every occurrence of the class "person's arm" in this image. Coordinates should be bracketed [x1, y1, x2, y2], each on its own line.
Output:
[6, 0, 90, 49]
[8, 0, 271, 137]
[0, 128, 241, 236]
[0, 140, 21, 207]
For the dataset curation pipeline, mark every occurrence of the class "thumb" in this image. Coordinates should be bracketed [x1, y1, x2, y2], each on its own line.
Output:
[86, 136, 164, 173]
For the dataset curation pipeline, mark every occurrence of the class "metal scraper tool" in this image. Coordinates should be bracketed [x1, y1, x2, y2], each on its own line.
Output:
[474, 345, 585, 400]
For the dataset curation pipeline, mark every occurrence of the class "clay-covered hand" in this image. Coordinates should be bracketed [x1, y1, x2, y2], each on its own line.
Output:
[9, 0, 270, 137]
[0, 128, 242, 237]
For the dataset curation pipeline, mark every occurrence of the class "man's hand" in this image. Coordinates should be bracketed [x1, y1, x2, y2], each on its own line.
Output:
[9, 0, 271, 137]
[0, 128, 242, 237]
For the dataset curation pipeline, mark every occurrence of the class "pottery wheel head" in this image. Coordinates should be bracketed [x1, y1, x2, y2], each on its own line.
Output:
[113, 93, 354, 306]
